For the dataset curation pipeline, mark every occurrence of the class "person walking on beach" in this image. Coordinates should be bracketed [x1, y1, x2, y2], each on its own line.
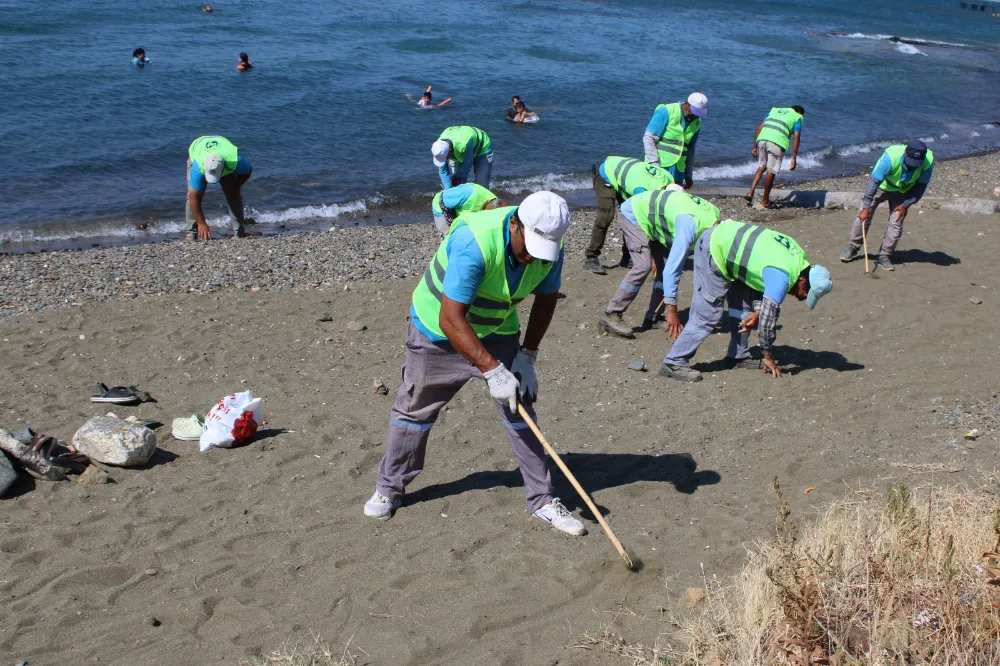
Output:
[745, 105, 804, 209]
[659, 220, 832, 382]
[599, 185, 720, 337]
[643, 92, 708, 189]
[432, 183, 501, 238]
[432, 126, 493, 189]
[839, 140, 933, 271]
[584, 155, 675, 274]
[186, 135, 253, 241]
[364, 192, 587, 537]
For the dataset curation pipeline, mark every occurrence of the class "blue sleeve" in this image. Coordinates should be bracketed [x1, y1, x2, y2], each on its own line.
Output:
[451, 142, 475, 181]
[598, 161, 610, 184]
[438, 164, 452, 189]
[661, 215, 696, 303]
[441, 225, 486, 304]
[792, 119, 802, 133]
[918, 162, 933, 184]
[441, 185, 471, 210]
[132, 57, 141, 66]
[761, 266, 790, 304]
[235, 156, 252, 174]
[188, 159, 207, 192]
[632, 186, 647, 195]
[619, 197, 638, 225]
[535, 245, 564, 294]
[644, 106, 668, 136]
[871, 153, 892, 183]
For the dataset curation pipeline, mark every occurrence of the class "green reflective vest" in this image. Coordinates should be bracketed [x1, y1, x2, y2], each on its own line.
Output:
[709, 220, 810, 294]
[411, 207, 557, 339]
[432, 184, 497, 219]
[630, 190, 720, 248]
[188, 136, 239, 177]
[603, 156, 674, 197]
[439, 126, 491, 164]
[649, 103, 701, 170]
[756, 107, 802, 152]
[879, 144, 934, 193]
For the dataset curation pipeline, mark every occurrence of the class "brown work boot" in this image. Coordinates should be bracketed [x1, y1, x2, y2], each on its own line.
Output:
[599, 313, 635, 339]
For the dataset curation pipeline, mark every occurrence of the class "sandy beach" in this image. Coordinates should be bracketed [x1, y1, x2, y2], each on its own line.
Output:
[1, 158, 999, 665]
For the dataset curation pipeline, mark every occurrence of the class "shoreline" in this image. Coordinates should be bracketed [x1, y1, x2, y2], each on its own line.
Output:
[3, 149, 998, 256]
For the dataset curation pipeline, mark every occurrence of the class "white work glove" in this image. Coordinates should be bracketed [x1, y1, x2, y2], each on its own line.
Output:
[510, 347, 538, 404]
[483, 364, 520, 412]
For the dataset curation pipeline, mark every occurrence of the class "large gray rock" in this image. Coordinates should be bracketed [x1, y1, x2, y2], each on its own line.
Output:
[0, 451, 18, 497]
[72, 416, 156, 467]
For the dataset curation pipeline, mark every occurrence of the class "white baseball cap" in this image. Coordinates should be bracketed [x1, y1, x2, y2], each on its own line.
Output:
[203, 154, 225, 183]
[687, 92, 708, 118]
[665, 183, 685, 193]
[431, 140, 450, 167]
[518, 191, 570, 262]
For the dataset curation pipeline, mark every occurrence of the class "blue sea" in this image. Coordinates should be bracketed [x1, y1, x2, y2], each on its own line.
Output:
[2, 0, 999, 249]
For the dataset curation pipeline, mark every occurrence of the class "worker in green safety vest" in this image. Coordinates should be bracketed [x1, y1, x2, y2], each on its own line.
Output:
[364, 192, 589, 537]
[643, 92, 708, 188]
[431, 126, 494, 190]
[745, 105, 804, 209]
[839, 141, 934, 271]
[431, 183, 502, 238]
[600, 185, 720, 338]
[584, 156, 675, 275]
[659, 220, 832, 382]
[186, 135, 254, 240]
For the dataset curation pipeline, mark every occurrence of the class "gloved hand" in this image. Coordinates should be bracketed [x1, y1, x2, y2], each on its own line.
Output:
[483, 363, 520, 411]
[510, 347, 538, 404]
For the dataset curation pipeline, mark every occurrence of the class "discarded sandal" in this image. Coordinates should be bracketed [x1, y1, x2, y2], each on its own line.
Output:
[29, 435, 89, 473]
[91, 382, 152, 405]
[0, 430, 71, 481]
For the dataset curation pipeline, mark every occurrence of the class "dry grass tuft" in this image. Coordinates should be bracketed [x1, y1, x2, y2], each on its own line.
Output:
[677, 480, 1000, 665]
[240, 634, 367, 666]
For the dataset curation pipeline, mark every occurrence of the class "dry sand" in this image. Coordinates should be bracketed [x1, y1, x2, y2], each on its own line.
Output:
[1, 189, 999, 664]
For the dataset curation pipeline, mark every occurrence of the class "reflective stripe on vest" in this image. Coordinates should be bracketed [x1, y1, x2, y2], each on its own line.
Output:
[756, 108, 802, 152]
[439, 126, 491, 164]
[724, 224, 766, 284]
[188, 136, 239, 177]
[613, 158, 641, 191]
[880, 145, 934, 193]
[710, 220, 810, 294]
[646, 190, 675, 244]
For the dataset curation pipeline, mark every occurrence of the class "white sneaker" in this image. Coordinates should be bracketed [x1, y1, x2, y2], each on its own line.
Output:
[364, 491, 401, 521]
[532, 499, 587, 536]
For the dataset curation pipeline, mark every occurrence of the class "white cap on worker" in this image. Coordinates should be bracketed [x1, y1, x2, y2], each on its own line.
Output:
[518, 191, 570, 262]
[665, 183, 685, 193]
[203, 154, 225, 183]
[431, 140, 450, 167]
[687, 92, 708, 118]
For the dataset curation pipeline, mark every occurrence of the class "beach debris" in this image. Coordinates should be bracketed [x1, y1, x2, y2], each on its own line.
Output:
[959, 168, 970, 176]
[144, 616, 161, 627]
[685, 587, 709, 608]
[346, 321, 367, 332]
[144, 568, 159, 576]
[373, 379, 389, 395]
[200, 391, 262, 452]
[993, 186, 1000, 198]
[317, 313, 333, 322]
[804, 487, 817, 495]
[970, 297, 983, 305]
[74, 465, 111, 485]
[0, 450, 18, 496]
[964, 429, 979, 441]
[73, 416, 157, 466]
[627, 359, 647, 372]
[0, 429, 68, 481]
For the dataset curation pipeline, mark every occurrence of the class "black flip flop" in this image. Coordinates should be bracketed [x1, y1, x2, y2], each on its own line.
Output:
[90, 382, 149, 405]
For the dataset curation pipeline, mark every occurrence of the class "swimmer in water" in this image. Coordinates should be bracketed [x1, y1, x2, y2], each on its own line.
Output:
[237, 52, 253, 71]
[203, 4, 213, 12]
[510, 101, 538, 123]
[132, 47, 150, 67]
[405, 86, 451, 108]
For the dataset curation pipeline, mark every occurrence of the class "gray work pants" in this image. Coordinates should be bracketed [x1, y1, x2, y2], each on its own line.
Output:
[663, 227, 755, 367]
[185, 159, 247, 235]
[604, 214, 665, 319]
[449, 151, 494, 189]
[376, 320, 553, 512]
[847, 189, 907, 259]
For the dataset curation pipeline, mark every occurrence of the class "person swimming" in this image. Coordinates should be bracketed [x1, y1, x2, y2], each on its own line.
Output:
[237, 52, 253, 71]
[405, 86, 451, 108]
[510, 101, 538, 123]
[131, 47, 150, 68]
[203, 4, 213, 12]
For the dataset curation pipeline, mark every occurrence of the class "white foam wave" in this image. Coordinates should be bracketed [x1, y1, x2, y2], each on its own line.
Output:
[835, 141, 891, 157]
[895, 43, 927, 56]
[919, 136, 936, 144]
[251, 200, 367, 224]
[818, 32, 969, 48]
[493, 172, 592, 193]
[693, 154, 822, 181]
[971, 131, 981, 138]
[938, 133, 949, 139]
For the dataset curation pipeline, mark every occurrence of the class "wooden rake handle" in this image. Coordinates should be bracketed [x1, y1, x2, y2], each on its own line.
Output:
[517, 404, 634, 569]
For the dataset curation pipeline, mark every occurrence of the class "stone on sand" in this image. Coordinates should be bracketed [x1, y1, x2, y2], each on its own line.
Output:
[72, 416, 157, 467]
[346, 321, 367, 332]
[970, 297, 983, 305]
[685, 587, 709, 608]
[74, 464, 111, 486]
[627, 359, 646, 372]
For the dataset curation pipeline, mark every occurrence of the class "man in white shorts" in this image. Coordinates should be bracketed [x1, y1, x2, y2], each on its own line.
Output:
[745, 105, 804, 209]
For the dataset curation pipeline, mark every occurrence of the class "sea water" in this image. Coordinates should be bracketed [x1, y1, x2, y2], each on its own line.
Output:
[2, 0, 999, 247]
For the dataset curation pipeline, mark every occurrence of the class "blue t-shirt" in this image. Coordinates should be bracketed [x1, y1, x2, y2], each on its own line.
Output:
[435, 183, 479, 216]
[411, 213, 564, 341]
[188, 156, 253, 193]
[871, 152, 933, 186]
[597, 162, 646, 195]
[437, 141, 477, 189]
[761, 266, 790, 304]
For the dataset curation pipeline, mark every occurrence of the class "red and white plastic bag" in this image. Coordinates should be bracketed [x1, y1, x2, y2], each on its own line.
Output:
[200, 391, 263, 452]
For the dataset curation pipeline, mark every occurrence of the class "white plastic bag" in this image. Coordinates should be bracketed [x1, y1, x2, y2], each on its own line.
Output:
[199, 391, 263, 452]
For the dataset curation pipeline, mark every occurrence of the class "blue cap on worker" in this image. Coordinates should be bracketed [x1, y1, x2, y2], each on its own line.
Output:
[903, 140, 928, 168]
[806, 265, 832, 310]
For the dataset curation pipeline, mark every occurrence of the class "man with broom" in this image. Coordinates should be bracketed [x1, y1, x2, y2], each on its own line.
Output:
[363, 191, 586, 537]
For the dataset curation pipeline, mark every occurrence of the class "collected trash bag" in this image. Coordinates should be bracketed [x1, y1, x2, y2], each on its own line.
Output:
[200, 391, 262, 452]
